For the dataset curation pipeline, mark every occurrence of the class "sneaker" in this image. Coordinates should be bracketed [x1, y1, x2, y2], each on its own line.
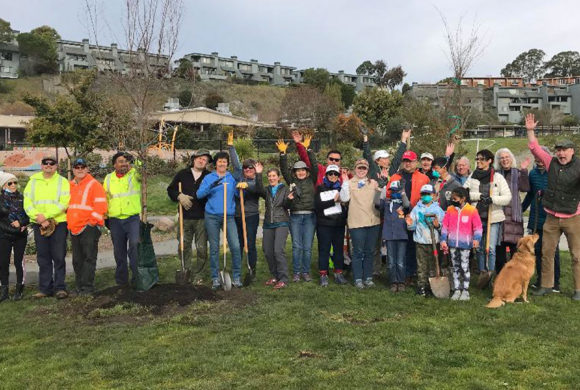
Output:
[265, 278, 277, 286]
[390, 284, 398, 293]
[55, 290, 68, 300]
[334, 273, 348, 285]
[354, 279, 364, 289]
[572, 290, 580, 301]
[364, 278, 375, 288]
[273, 281, 287, 290]
[302, 273, 312, 282]
[459, 290, 470, 301]
[553, 284, 561, 293]
[398, 283, 406, 292]
[451, 290, 462, 301]
[232, 278, 243, 288]
[292, 274, 301, 283]
[533, 287, 553, 296]
[33, 292, 51, 299]
[211, 279, 221, 291]
[320, 275, 329, 287]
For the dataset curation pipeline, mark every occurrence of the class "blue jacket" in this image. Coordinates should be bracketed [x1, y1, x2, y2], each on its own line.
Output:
[407, 201, 445, 244]
[196, 171, 238, 216]
[380, 199, 408, 241]
[521, 166, 548, 231]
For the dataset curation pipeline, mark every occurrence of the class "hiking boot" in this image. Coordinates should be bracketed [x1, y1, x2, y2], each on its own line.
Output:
[553, 284, 561, 293]
[265, 278, 277, 286]
[55, 290, 68, 300]
[354, 279, 364, 290]
[572, 290, 580, 301]
[302, 273, 312, 282]
[211, 279, 221, 291]
[232, 278, 243, 288]
[13, 284, 24, 301]
[364, 278, 375, 288]
[320, 275, 329, 287]
[398, 283, 406, 292]
[451, 290, 462, 301]
[459, 290, 470, 301]
[334, 273, 347, 285]
[0, 286, 8, 303]
[390, 284, 398, 293]
[273, 281, 287, 290]
[292, 274, 301, 283]
[533, 287, 553, 296]
[33, 292, 51, 299]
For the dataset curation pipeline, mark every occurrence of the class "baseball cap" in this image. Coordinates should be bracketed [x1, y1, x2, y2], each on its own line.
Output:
[293, 161, 309, 170]
[242, 158, 256, 168]
[420, 152, 434, 161]
[41, 155, 57, 164]
[326, 164, 340, 174]
[373, 150, 390, 160]
[402, 151, 417, 161]
[355, 158, 369, 168]
[73, 158, 87, 167]
[420, 184, 435, 194]
[554, 139, 575, 149]
[192, 149, 213, 162]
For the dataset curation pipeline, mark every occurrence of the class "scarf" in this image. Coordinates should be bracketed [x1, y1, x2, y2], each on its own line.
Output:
[471, 168, 491, 184]
[503, 168, 522, 223]
[322, 177, 341, 190]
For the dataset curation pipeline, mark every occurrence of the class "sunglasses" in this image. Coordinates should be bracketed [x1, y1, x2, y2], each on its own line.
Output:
[326, 171, 339, 177]
[356, 166, 368, 170]
[243, 166, 255, 170]
[42, 161, 57, 166]
[6, 181, 17, 186]
[73, 165, 87, 169]
[328, 157, 341, 162]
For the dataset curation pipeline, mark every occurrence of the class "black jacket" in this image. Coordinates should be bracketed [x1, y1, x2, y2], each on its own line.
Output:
[280, 150, 317, 212]
[543, 155, 580, 214]
[0, 191, 28, 241]
[314, 184, 347, 227]
[256, 173, 291, 225]
[167, 168, 210, 219]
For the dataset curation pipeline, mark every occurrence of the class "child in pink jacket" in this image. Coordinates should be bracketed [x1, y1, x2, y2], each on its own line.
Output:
[440, 187, 483, 301]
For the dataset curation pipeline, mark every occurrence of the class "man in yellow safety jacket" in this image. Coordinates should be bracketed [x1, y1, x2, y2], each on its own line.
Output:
[103, 152, 141, 286]
[23, 155, 70, 299]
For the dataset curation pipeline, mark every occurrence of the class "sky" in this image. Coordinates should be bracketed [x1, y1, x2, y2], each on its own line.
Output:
[3, 0, 580, 83]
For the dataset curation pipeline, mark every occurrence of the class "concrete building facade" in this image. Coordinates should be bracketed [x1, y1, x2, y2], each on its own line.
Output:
[0, 33, 21, 79]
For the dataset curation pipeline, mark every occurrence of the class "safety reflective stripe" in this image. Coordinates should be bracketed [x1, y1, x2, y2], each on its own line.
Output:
[107, 172, 139, 198]
[91, 211, 103, 220]
[29, 176, 67, 208]
[68, 204, 92, 210]
[94, 197, 106, 202]
[69, 179, 100, 211]
[81, 179, 96, 205]
[29, 179, 36, 203]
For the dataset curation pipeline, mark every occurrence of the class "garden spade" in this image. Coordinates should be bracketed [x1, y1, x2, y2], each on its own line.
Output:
[426, 214, 450, 299]
[175, 183, 191, 285]
[220, 181, 232, 291]
[478, 171, 495, 289]
[240, 188, 254, 287]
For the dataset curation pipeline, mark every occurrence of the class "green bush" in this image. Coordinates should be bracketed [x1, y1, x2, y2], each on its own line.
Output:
[233, 138, 256, 162]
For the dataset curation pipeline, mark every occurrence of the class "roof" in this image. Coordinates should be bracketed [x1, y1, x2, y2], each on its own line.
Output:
[0, 115, 34, 128]
[150, 107, 273, 127]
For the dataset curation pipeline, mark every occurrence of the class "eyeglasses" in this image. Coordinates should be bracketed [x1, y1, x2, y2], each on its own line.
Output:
[6, 181, 17, 186]
[356, 166, 368, 170]
[475, 157, 487, 161]
[243, 166, 254, 170]
[326, 171, 339, 177]
[73, 165, 87, 170]
[42, 161, 56, 166]
[328, 157, 341, 162]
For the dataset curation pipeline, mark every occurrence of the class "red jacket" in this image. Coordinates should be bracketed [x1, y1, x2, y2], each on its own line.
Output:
[387, 170, 430, 207]
[67, 174, 108, 235]
[296, 142, 351, 186]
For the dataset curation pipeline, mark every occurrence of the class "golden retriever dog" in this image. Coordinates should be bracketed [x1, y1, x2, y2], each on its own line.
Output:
[486, 234, 539, 308]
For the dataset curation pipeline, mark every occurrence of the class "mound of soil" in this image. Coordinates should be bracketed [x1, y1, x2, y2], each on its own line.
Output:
[93, 283, 220, 309]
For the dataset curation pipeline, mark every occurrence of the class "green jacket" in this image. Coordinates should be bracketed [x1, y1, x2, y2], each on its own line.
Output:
[280, 149, 318, 212]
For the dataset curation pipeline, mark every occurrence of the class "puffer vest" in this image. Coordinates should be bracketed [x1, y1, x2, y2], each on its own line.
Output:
[543, 156, 580, 214]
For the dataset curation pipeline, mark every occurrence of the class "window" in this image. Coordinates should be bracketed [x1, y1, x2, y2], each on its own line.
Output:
[0, 52, 13, 61]
[200, 57, 212, 64]
[238, 64, 251, 72]
[220, 61, 233, 68]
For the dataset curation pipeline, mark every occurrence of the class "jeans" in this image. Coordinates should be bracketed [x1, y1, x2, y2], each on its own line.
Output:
[236, 213, 259, 270]
[34, 223, 68, 294]
[386, 240, 407, 284]
[349, 225, 380, 281]
[109, 215, 140, 285]
[534, 230, 560, 287]
[289, 213, 316, 275]
[405, 231, 417, 277]
[71, 225, 101, 293]
[263, 226, 289, 283]
[205, 213, 242, 282]
[0, 235, 26, 286]
[317, 225, 345, 273]
[476, 222, 501, 272]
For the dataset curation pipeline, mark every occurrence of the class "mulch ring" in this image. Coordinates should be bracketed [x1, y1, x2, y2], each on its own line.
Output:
[32, 284, 257, 324]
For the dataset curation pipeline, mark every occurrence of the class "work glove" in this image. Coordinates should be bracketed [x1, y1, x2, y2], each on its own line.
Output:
[227, 129, 234, 146]
[236, 182, 248, 190]
[302, 135, 312, 149]
[276, 140, 289, 154]
[479, 194, 492, 206]
[210, 177, 224, 189]
[177, 193, 194, 210]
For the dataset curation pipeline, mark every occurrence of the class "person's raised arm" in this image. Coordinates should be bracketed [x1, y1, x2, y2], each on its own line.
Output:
[525, 113, 552, 170]
[292, 130, 311, 168]
[227, 129, 242, 181]
[254, 162, 265, 198]
[277, 140, 292, 184]
[306, 148, 319, 184]
[389, 128, 411, 176]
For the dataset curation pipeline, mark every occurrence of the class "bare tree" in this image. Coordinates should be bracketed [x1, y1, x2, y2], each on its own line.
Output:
[85, 0, 183, 222]
[436, 8, 486, 138]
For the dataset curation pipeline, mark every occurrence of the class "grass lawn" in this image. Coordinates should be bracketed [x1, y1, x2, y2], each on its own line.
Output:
[0, 243, 577, 389]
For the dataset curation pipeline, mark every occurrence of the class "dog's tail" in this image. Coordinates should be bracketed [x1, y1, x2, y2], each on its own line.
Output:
[485, 297, 505, 309]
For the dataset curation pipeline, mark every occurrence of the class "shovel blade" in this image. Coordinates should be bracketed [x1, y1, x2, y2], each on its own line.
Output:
[175, 269, 191, 285]
[220, 271, 232, 291]
[429, 276, 450, 298]
[477, 271, 492, 289]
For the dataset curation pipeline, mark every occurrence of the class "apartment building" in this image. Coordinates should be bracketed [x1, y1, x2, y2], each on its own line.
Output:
[0, 32, 20, 79]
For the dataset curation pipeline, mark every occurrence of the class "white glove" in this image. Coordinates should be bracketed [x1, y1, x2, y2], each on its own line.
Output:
[177, 193, 194, 210]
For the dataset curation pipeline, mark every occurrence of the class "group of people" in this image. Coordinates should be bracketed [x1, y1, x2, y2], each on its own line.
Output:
[0, 113, 577, 302]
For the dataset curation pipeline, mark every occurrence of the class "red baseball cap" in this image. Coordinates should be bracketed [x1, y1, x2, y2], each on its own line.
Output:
[402, 151, 417, 161]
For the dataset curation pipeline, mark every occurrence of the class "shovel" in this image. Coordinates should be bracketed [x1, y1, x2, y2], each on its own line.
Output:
[240, 188, 254, 287]
[426, 215, 450, 298]
[477, 170, 494, 289]
[220, 181, 232, 291]
[175, 182, 191, 285]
